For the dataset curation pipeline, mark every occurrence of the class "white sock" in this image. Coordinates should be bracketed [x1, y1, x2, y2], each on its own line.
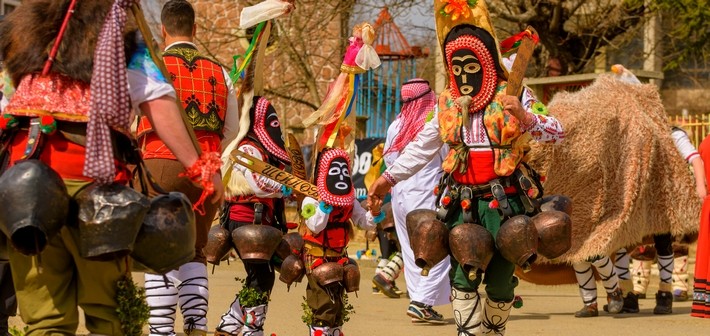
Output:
[657, 254, 674, 286]
[573, 261, 597, 305]
[145, 271, 179, 336]
[177, 262, 209, 333]
[614, 248, 630, 281]
[592, 256, 619, 294]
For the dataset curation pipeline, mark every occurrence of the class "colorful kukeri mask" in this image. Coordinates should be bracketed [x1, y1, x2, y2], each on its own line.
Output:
[252, 96, 290, 164]
[445, 34, 498, 112]
[316, 148, 354, 207]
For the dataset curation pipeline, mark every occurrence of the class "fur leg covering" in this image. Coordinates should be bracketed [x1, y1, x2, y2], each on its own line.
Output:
[178, 262, 209, 335]
[242, 304, 268, 336]
[145, 271, 179, 336]
[481, 298, 513, 335]
[632, 259, 652, 295]
[215, 296, 245, 335]
[451, 288, 483, 336]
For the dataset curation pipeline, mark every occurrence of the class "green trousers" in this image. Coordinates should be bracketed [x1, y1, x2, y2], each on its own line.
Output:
[447, 196, 525, 302]
[9, 180, 129, 336]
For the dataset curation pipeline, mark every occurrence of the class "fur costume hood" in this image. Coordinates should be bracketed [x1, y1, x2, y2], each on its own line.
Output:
[0, 0, 137, 86]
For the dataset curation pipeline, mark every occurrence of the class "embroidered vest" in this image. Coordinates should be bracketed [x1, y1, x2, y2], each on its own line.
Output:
[137, 45, 228, 137]
[438, 82, 525, 178]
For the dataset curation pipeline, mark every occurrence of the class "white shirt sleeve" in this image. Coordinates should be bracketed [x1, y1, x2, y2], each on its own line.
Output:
[221, 68, 240, 150]
[126, 36, 175, 111]
[302, 196, 328, 234]
[385, 113, 445, 183]
[672, 128, 699, 163]
[351, 200, 376, 231]
[235, 143, 284, 198]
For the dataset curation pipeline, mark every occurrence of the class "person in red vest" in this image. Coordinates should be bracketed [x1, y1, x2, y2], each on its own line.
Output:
[137, 1, 239, 336]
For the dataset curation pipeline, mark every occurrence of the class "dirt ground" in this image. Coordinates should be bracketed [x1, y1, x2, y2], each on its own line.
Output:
[9, 241, 710, 335]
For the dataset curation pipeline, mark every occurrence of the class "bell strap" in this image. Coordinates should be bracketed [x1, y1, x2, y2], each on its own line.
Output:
[21, 118, 44, 160]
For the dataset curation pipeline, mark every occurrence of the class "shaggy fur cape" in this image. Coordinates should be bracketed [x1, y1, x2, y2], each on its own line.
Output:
[0, 0, 137, 86]
[527, 74, 699, 265]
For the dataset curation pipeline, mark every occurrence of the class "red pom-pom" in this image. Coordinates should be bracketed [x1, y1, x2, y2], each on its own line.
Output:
[527, 189, 536, 198]
[461, 199, 472, 210]
[286, 222, 298, 230]
[433, 186, 439, 195]
[0, 114, 18, 130]
[489, 199, 499, 209]
[539, 176, 547, 183]
[442, 195, 451, 206]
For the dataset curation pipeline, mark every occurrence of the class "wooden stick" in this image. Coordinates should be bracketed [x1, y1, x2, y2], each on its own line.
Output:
[506, 26, 539, 97]
[130, 3, 202, 154]
[231, 149, 319, 199]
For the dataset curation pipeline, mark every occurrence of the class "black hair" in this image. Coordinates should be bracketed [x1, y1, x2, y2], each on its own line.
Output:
[161, 0, 195, 37]
[444, 25, 506, 79]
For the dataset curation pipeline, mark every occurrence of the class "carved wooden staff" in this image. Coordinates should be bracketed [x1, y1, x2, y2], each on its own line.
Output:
[231, 149, 319, 199]
[506, 26, 539, 97]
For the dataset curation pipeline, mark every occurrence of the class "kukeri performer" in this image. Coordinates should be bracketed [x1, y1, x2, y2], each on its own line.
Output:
[0, 0, 221, 335]
[368, 1, 566, 334]
[299, 22, 380, 336]
[212, 2, 296, 335]
[214, 94, 292, 336]
[138, 1, 239, 335]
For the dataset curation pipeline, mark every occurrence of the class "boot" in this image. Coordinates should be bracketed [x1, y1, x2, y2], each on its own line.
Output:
[574, 303, 598, 318]
[653, 290, 673, 315]
[622, 292, 640, 313]
[215, 296, 245, 335]
[481, 299, 513, 335]
[243, 304, 268, 336]
[309, 325, 330, 336]
[372, 273, 400, 298]
[451, 288, 483, 335]
[605, 288, 624, 314]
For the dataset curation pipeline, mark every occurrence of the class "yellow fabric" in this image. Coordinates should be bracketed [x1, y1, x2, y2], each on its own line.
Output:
[434, 0, 509, 79]
[363, 143, 385, 191]
[438, 82, 524, 176]
[8, 179, 129, 335]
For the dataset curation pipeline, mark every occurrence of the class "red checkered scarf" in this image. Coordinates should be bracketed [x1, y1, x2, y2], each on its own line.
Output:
[384, 79, 436, 155]
[84, 0, 133, 184]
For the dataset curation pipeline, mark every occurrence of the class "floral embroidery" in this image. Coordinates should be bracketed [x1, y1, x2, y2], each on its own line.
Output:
[532, 101, 549, 115]
[439, 0, 478, 21]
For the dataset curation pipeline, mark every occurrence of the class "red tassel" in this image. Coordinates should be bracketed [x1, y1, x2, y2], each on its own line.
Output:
[489, 199, 499, 209]
[179, 151, 222, 216]
[527, 189, 536, 198]
[442, 195, 451, 207]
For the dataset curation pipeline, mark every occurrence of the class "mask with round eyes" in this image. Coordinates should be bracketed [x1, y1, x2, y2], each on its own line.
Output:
[252, 96, 290, 164]
[445, 34, 498, 113]
[316, 148, 355, 207]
